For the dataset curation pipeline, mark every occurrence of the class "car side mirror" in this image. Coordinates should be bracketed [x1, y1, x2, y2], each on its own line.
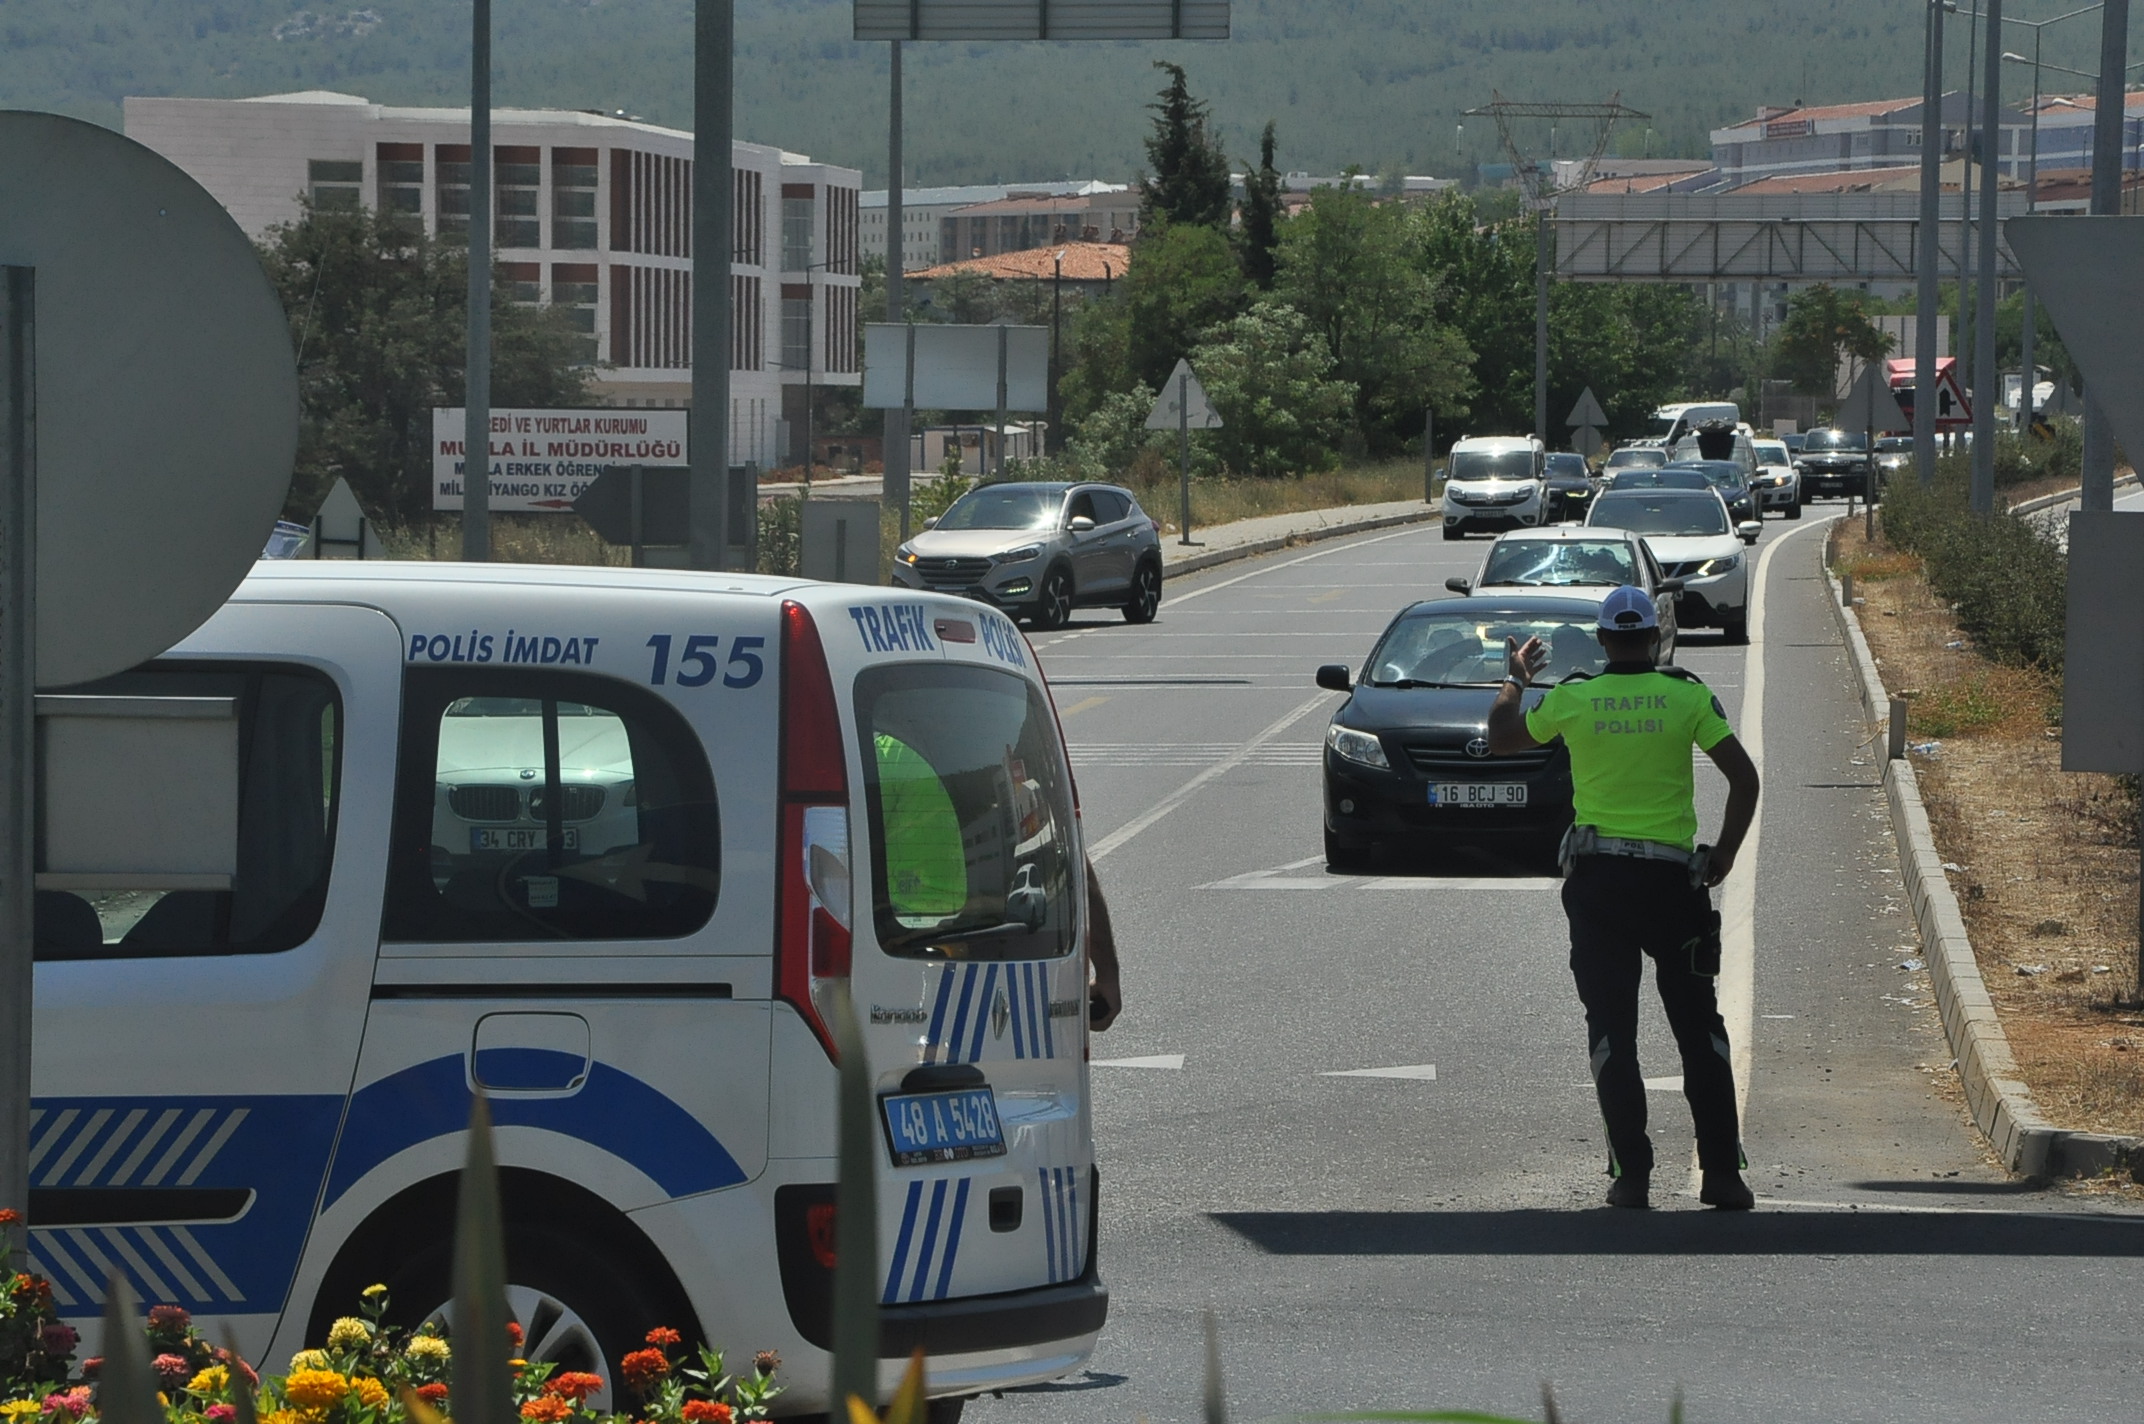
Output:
[922, 515, 940, 530]
[1445, 576, 1472, 594]
[1068, 515, 1096, 533]
[1657, 577, 1685, 595]
[1738, 521, 1762, 543]
[1315, 664, 1352, 692]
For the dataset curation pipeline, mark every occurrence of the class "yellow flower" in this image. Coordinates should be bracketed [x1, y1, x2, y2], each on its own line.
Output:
[289, 1351, 331, 1374]
[189, 1366, 231, 1396]
[263, 1409, 308, 1424]
[284, 1369, 352, 1412]
[3, 1403, 43, 1420]
[326, 1318, 373, 1353]
[350, 1379, 391, 1410]
[404, 1336, 450, 1363]
[360, 1284, 388, 1301]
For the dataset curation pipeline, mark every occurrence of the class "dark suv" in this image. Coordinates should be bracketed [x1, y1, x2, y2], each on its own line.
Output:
[890, 481, 1164, 629]
[1796, 429, 1872, 499]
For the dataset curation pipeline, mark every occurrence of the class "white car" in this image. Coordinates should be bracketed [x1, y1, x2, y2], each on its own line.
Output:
[1750, 438, 1803, 518]
[1587, 487, 1759, 644]
[1443, 525, 1682, 660]
[1442, 434, 1546, 540]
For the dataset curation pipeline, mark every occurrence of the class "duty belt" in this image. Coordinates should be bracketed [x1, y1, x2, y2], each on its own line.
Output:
[1558, 823, 1699, 875]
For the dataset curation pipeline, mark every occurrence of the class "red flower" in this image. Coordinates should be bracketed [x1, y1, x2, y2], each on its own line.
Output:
[520, 1397, 573, 1423]
[618, 1349, 670, 1394]
[78, 1358, 103, 1382]
[545, 1373, 604, 1404]
[152, 1353, 192, 1387]
[416, 1383, 450, 1405]
[643, 1328, 682, 1350]
[505, 1321, 525, 1347]
[681, 1402, 732, 1424]
[40, 1323, 78, 1357]
[0, 1207, 20, 1224]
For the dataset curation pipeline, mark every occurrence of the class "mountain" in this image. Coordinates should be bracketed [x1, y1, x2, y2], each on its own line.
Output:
[2, 0, 2133, 186]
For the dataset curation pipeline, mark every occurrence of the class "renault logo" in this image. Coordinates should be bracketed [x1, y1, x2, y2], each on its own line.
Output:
[1464, 737, 1492, 759]
[991, 989, 1011, 1041]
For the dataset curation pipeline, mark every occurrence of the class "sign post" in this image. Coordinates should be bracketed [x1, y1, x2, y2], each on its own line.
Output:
[0, 267, 32, 1239]
[1837, 364, 1907, 533]
[1566, 386, 1608, 460]
[1423, 409, 1435, 504]
[1145, 358, 1222, 546]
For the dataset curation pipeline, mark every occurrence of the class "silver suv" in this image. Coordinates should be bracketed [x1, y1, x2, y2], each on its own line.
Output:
[892, 481, 1163, 629]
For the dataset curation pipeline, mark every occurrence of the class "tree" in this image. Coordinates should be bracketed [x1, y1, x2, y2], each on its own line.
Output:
[1119, 221, 1249, 392]
[257, 201, 591, 524]
[1139, 62, 1232, 231]
[1192, 301, 1356, 478]
[1274, 184, 1473, 454]
[1775, 283, 1893, 397]
[1238, 121, 1283, 289]
[1419, 193, 1536, 434]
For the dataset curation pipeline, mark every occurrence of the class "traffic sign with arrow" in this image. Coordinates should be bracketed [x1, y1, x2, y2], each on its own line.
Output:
[1565, 387, 1608, 429]
[1146, 359, 1224, 431]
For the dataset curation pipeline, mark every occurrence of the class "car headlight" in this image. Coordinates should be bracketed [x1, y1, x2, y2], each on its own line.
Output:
[896, 544, 919, 566]
[1696, 554, 1742, 577]
[998, 545, 1043, 564]
[1325, 723, 1390, 770]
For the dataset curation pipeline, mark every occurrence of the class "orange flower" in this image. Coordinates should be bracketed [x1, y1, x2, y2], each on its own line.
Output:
[544, 1374, 604, 1404]
[681, 1402, 732, 1424]
[619, 1349, 669, 1394]
[519, 1398, 573, 1423]
[0, 1208, 20, 1225]
[642, 1328, 681, 1350]
[415, 1384, 450, 1406]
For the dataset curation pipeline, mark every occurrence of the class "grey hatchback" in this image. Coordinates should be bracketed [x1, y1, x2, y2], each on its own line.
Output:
[890, 480, 1164, 629]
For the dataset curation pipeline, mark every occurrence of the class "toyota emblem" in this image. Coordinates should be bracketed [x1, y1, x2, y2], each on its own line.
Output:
[1464, 737, 1492, 759]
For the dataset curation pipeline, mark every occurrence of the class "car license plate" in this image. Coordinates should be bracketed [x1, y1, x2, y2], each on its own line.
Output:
[470, 827, 579, 853]
[880, 1088, 1007, 1167]
[1428, 782, 1527, 808]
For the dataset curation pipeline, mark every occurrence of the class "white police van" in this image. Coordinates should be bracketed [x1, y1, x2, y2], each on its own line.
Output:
[27, 562, 1102, 1414]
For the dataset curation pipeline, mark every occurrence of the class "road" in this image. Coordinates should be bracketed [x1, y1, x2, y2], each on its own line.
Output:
[963, 504, 2144, 1424]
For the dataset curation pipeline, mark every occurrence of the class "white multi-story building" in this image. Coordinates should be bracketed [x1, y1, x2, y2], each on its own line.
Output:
[124, 91, 862, 466]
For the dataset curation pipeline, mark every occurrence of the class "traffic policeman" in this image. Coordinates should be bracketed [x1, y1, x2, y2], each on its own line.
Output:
[1487, 586, 1760, 1210]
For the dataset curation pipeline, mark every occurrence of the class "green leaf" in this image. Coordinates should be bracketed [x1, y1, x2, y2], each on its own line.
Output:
[91, 1276, 161, 1424]
[451, 1093, 515, 1424]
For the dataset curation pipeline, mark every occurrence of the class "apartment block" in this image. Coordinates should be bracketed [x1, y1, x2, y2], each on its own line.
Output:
[124, 91, 862, 466]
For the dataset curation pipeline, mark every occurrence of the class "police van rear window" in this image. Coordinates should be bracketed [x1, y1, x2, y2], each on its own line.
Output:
[383, 668, 718, 942]
[856, 663, 1076, 962]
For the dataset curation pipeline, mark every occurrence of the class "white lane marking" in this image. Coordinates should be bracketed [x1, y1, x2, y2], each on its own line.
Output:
[1323, 1064, 1439, 1080]
[1699, 513, 1840, 1192]
[1093, 1054, 1186, 1070]
[1645, 1075, 1686, 1092]
[1087, 693, 1331, 862]
[1162, 526, 1438, 606]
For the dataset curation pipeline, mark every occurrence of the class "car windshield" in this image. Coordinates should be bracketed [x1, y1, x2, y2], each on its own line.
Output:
[1368, 609, 1607, 688]
[934, 486, 1063, 530]
[1644, 414, 1681, 439]
[1545, 454, 1590, 478]
[1754, 443, 1790, 464]
[1606, 468, 1707, 491]
[1479, 538, 1637, 589]
[1604, 448, 1666, 469]
[1449, 449, 1536, 482]
[1805, 430, 1866, 451]
[1591, 493, 1729, 537]
[1670, 461, 1746, 489]
[1876, 437, 1912, 453]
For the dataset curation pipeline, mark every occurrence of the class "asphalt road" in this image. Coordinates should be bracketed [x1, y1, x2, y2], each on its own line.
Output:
[964, 502, 2144, 1424]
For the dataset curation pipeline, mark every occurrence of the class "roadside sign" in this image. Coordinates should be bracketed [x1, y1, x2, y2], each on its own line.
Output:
[574, 464, 690, 547]
[863, 324, 1049, 412]
[1146, 359, 1224, 430]
[2063, 512, 2144, 772]
[311, 478, 384, 559]
[1573, 426, 1605, 458]
[2008, 216, 2144, 462]
[1565, 387, 1608, 429]
[1837, 363, 1908, 434]
[433, 408, 685, 512]
[1885, 357, 1971, 429]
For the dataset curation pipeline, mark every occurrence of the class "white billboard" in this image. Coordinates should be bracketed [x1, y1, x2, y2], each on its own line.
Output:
[855, 0, 1229, 39]
[862, 324, 1050, 411]
[432, 408, 687, 512]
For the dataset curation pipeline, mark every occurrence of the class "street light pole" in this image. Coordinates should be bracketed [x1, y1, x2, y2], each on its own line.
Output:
[1959, 0, 1979, 397]
[1971, 0, 2002, 515]
[1917, 0, 1944, 485]
[2083, 0, 2131, 511]
[688, 0, 734, 569]
[462, 0, 491, 562]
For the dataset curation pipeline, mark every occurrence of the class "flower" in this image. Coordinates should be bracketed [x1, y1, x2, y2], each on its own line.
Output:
[40, 1323, 79, 1357]
[351, 1378, 391, 1410]
[189, 1366, 232, 1396]
[618, 1349, 670, 1394]
[283, 1368, 352, 1411]
[3, 1402, 43, 1420]
[42, 1388, 91, 1419]
[148, 1304, 194, 1334]
[289, 1350, 331, 1373]
[680, 1402, 732, 1424]
[505, 1323, 524, 1348]
[326, 1317, 374, 1352]
[78, 1358, 102, 1382]
[545, 1374, 604, 1404]
[360, 1284, 388, 1301]
[154, 1353, 194, 1388]
[405, 1335, 451, 1363]
[519, 1398, 573, 1423]
[753, 1351, 779, 1378]
[262, 1409, 308, 1424]
[642, 1328, 681, 1350]
[415, 1384, 449, 1406]
[0, 1207, 19, 1224]
[205, 1407, 237, 1424]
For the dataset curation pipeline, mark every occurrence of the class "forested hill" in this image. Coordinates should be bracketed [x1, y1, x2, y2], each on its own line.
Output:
[5, 0, 2132, 186]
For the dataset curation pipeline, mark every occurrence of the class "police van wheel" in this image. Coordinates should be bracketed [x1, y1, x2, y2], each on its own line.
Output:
[926, 1397, 969, 1424]
[1123, 562, 1162, 624]
[1032, 569, 1074, 630]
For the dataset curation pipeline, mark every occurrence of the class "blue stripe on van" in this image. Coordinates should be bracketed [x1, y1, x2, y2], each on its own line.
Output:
[924, 969, 959, 1064]
[1021, 964, 1043, 1061]
[1008, 971, 1028, 1060]
[1038, 1166, 1059, 1281]
[908, 1179, 949, 1303]
[1041, 968, 1056, 1060]
[933, 1178, 972, 1300]
[883, 1180, 925, 1304]
[968, 964, 999, 1063]
[1064, 1168, 1081, 1277]
[943, 968, 980, 1065]
[322, 1053, 744, 1208]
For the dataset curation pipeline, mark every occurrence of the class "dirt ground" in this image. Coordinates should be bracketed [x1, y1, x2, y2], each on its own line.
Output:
[1832, 517, 2144, 1141]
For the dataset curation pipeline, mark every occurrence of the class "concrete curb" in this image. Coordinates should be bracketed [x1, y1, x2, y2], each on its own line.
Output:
[1824, 528, 2142, 1179]
[1163, 504, 1441, 579]
[2005, 473, 2140, 517]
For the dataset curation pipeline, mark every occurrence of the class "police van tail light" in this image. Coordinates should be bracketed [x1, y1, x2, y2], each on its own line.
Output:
[777, 600, 851, 1062]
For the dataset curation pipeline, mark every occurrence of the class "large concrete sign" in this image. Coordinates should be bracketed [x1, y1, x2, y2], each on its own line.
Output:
[2008, 216, 2144, 467]
[433, 407, 687, 512]
[855, 0, 1228, 39]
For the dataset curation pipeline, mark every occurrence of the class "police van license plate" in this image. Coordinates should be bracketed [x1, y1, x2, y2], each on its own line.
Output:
[880, 1088, 1007, 1167]
[470, 827, 579, 852]
[1428, 782, 1526, 807]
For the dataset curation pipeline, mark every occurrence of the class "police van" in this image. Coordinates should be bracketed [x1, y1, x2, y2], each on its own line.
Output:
[27, 562, 1103, 1415]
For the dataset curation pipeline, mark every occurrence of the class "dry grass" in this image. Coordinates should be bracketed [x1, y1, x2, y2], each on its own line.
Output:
[1124, 456, 1427, 534]
[376, 513, 630, 566]
[1836, 517, 2144, 1138]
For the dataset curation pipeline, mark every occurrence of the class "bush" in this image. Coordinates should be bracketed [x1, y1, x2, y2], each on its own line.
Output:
[1880, 468, 2067, 673]
[756, 495, 801, 577]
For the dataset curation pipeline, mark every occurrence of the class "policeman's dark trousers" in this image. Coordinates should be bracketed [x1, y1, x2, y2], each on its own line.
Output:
[1562, 857, 1743, 1179]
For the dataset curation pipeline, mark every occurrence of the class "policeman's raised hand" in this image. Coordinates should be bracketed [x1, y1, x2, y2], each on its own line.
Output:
[1703, 846, 1736, 888]
[1505, 635, 1549, 685]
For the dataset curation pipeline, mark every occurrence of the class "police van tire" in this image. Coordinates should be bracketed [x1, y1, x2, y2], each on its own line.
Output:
[1032, 568, 1074, 630]
[926, 1397, 969, 1424]
[1122, 561, 1162, 624]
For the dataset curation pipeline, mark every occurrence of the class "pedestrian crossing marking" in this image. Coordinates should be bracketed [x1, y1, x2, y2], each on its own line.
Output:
[1322, 1064, 1438, 1081]
[1093, 1054, 1186, 1070]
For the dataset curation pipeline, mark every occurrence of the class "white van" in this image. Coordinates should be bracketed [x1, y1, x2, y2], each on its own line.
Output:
[1441, 435, 1546, 540]
[27, 562, 1102, 1415]
[1645, 401, 1741, 449]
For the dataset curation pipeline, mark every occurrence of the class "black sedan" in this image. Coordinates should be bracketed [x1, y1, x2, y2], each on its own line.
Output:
[1316, 595, 1608, 872]
[1543, 451, 1596, 521]
[1797, 428, 1871, 498]
[1664, 459, 1757, 523]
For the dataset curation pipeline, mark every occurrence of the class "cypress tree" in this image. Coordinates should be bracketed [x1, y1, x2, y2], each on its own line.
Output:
[1238, 121, 1282, 288]
[1139, 62, 1233, 231]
